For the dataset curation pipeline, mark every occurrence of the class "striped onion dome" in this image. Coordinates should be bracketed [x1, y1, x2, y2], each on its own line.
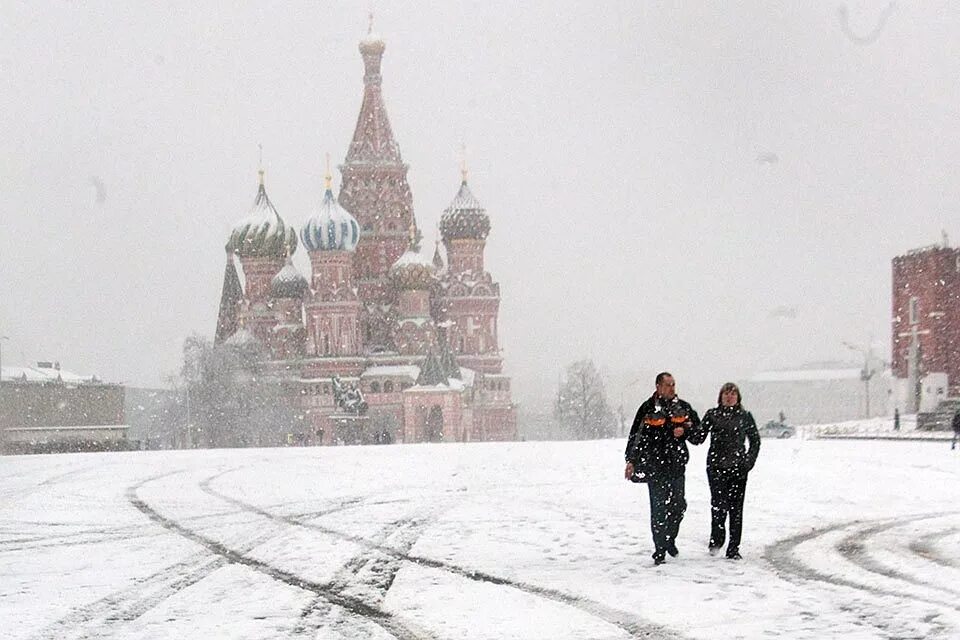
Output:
[359, 30, 385, 55]
[390, 246, 436, 290]
[359, 14, 385, 56]
[271, 257, 309, 299]
[439, 179, 490, 242]
[228, 171, 298, 259]
[300, 178, 361, 252]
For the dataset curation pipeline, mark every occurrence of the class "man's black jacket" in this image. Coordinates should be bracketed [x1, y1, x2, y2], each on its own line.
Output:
[624, 394, 700, 480]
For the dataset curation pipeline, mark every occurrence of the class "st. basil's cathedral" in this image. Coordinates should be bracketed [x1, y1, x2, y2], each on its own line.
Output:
[213, 27, 516, 445]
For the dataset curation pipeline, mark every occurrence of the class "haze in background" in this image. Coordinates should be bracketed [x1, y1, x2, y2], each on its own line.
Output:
[2, 1, 958, 412]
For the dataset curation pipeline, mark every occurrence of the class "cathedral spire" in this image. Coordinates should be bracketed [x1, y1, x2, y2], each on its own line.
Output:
[214, 248, 243, 344]
[433, 236, 444, 270]
[347, 20, 401, 165]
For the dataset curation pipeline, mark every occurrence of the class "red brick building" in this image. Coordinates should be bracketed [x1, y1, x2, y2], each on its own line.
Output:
[891, 242, 960, 407]
[214, 28, 516, 445]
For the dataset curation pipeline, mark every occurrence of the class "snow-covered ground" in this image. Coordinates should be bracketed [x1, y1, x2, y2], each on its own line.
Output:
[2, 436, 959, 639]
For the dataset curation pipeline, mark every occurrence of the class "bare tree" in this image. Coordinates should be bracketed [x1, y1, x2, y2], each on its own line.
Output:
[555, 360, 617, 440]
[179, 335, 299, 448]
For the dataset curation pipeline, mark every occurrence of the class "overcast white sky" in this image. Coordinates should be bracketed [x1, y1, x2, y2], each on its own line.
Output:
[1, 1, 958, 411]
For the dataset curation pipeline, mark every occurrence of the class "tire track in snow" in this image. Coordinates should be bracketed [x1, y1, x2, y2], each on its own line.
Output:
[0, 462, 120, 506]
[198, 473, 441, 638]
[836, 518, 960, 602]
[202, 479, 688, 640]
[0, 501, 345, 554]
[25, 471, 247, 640]
[765, 511, 960, 638]
[127, 474, 436, 640]
[291, 514, 439, 637]
[909, 527, 960, 570]
[27, 472, 387, 640]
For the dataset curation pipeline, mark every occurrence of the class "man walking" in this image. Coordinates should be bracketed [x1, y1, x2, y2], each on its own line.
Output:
[624, 372, 700, 565]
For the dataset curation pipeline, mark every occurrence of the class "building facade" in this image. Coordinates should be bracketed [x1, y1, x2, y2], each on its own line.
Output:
[0, 362, 127, 454]
[891, 242, 960, 410]
[213, 29, 516, 445]
[741, 365, 893, 426]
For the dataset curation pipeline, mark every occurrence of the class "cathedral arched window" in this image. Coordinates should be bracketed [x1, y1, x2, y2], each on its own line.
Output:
[370, 381, 381, 393]
[384, 381, 394, 393]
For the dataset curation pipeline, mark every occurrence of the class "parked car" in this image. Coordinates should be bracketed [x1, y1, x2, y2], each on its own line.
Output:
[759, 420, 796, 439]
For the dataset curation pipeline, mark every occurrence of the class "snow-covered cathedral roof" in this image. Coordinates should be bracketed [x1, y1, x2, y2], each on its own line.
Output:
[440, 179, 490, 242]
[228, 171, 298, 259]
[301, 176, 360, 253]
[390, 244, 436, 289]
[271, 258, 309, 298]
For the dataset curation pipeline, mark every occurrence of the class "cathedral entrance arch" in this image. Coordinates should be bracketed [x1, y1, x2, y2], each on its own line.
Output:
[425, 405, 443, 442]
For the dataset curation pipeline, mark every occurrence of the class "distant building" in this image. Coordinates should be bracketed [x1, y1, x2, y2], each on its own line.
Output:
[891, 241, 960, 411]
[0, 362, 127, 454]
[741, 364, 893, 426]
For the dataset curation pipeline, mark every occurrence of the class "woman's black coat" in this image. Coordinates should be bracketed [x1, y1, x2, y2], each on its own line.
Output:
[688, 405, 760, 471]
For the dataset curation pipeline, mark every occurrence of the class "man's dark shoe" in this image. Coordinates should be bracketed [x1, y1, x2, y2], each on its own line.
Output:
[726, 551, 742, 560]
[653, 552, 666, 565]
[667, 543, 679, 557]
[708, 545, 720, 556]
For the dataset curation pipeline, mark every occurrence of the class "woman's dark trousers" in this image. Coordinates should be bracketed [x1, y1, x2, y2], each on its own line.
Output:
[647, 474, 686, 558]
[707, 466, 747, 555]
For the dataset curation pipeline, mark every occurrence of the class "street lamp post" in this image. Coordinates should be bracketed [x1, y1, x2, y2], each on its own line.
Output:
[843, 341, 888, 418]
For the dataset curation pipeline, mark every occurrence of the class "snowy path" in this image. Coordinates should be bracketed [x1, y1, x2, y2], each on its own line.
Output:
[1, 439, 958, 639]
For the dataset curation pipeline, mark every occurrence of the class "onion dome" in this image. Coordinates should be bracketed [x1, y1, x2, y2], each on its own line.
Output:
[390, 225, 435, 290]
[360, 30, 385, 56]
[271, 257, 308, 299]
[439, 177, 490, 242]
[300, 172, 360, 252]
[359, 12, 385, 56]
[228, 171, 298, 259]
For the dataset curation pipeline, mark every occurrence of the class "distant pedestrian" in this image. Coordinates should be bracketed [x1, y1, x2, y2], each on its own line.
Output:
[894, 407, 900, 432]
[688, 382, 760, 560]
[623, 372, 700, 565]
[952, 408, 960, 450]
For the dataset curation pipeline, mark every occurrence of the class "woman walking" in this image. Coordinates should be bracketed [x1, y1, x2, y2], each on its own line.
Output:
[689, 382, 760, 559]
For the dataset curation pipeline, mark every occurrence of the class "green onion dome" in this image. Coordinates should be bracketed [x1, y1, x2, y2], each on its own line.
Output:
[227, 171, 298, 259]
[439, 179, 490, 242]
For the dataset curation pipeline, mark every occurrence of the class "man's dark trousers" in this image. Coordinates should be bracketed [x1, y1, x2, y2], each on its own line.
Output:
[647, 475, 686, 557]
[707, 466, 747, 554]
